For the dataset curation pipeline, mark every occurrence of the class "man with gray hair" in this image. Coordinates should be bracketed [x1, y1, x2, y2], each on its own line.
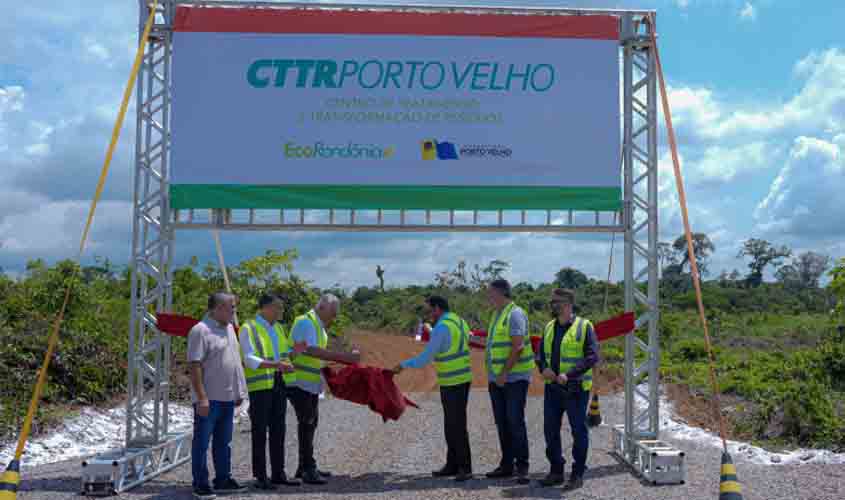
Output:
[188, 292, 248, 499]
[288, 294, 361, 484]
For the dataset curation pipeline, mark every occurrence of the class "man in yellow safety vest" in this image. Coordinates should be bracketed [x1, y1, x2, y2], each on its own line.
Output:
[393, 296, 474, 482]
[238, 293, 305, 490]
[485, 279, 535, 484]
[536, 288, 600, 491]
[288, 294, 361, 485]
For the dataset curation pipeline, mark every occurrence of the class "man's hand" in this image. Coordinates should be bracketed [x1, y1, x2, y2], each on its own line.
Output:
[495, 372, 507, 388]
[392, 364, 404, 374]
[196, 399, 210, 417]
[556, 373, 568, 385]
[278, 361, 295, 373]
[542, 368, 557, 382]
[292, 341, 308, 355]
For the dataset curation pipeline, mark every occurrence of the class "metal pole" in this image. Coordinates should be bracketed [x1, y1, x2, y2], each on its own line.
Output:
[622, 14, 636, 459]
[646, 16, 661, 438]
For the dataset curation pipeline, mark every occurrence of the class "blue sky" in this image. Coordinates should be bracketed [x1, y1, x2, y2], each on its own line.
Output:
[1, 0, 844, 289]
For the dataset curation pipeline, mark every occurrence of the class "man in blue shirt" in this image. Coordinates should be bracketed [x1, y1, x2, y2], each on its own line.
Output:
[288, 294, 360, 485]
[393, 296, 474, 482]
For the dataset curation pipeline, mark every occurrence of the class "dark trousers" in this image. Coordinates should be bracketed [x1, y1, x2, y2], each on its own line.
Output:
[544, 385, 590, 477]
[440, 382, 472, 472]
[488, 380, 530, 470]
[248, 375, 287, 480]
[191, 400, 234, 489]
[288, 387, 320, 472]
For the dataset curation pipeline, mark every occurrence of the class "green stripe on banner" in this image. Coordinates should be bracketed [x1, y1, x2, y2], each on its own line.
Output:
[170, 185, 622, 211]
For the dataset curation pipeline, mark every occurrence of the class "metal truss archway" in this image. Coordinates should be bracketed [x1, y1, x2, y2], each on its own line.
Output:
[81, 1, 678, 494]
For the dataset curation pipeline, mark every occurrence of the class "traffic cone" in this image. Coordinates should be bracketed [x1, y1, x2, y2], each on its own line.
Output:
[719, 452, 743, 500]
[0, 459, 20, 500]
[587, 393, 602, 427]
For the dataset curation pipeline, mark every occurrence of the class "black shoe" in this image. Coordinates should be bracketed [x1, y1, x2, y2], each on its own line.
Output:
[563, 476, 584, 491]
[193, 486, 216, 500]
[485, 466, 513, 479]
[271, 474, 301, 486]
[432, 465, 458, 477]
[213, 478, 247, 494]
[301, 469, 328, 485]
[454, 470, 473, 482]
[295, 468, 332, 479]
[515, 466, 530, 484]
[538, 473, 565, 487]
[253, 478, 276, 490]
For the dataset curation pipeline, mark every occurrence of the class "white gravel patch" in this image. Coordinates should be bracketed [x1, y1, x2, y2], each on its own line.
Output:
[634, 384, 845, 465]
[0, 402, 194, 468]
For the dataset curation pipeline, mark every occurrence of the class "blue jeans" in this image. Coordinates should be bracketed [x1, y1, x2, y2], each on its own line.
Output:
[544, 385, 590, 477]
[192, 400, 235, 489]
[488, 381, 530, 470]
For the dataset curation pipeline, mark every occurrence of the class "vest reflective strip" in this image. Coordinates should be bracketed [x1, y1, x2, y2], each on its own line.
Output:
[437, 351, 466, 362]
[490, 353, 535, 365]
[296, 365, 322, 375]
[248, 323, 266, 359]
[439, 367, 472, 378]
[245, 373, 275, 385]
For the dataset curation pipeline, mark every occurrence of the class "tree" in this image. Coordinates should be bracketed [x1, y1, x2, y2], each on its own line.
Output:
[775, 264, 802, 291]
[657, 241, 678, 273]
[236, 249, 298, 288]
[469, 259, 510, 289]
[554, 267, 588, 289]
[794, 251, 831, 289]
[737, 239, 791, 288]
[450, 260, 469, 289]
[829, 258, 845, 320]
[672, 233, 715, 276]
[375, 265, 385, 292]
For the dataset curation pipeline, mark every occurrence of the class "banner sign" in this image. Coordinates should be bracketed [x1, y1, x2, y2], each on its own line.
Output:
[170, 7, 621, 211]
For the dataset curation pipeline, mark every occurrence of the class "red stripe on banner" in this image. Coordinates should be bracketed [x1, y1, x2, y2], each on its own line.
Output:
[173, 6, 619, 40]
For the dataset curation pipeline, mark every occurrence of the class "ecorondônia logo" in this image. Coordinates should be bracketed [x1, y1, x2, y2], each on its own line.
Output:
[284, 141, 395, 159]
[421, 139, 458, 160]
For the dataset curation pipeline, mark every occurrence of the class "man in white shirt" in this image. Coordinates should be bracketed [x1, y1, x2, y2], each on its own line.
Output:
[238, 293, 305, 489]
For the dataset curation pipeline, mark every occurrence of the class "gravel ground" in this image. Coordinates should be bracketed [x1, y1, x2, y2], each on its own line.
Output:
[17, 390, 845, 500]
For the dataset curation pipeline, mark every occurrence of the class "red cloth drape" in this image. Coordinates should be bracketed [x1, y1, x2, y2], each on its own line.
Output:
[461, 313, 638, 351]
[322, 365, 419, 422]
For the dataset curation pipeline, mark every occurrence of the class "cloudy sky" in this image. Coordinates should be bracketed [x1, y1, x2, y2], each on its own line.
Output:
[2, 0, 844, 289]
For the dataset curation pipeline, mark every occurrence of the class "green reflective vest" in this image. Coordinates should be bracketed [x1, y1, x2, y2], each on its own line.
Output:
[292, 310, 327, 385]
[542, 317, 593, 391]
[486, 302, 535, 377]
[240, 319, 295, 392]
[434, 313, 473, 387]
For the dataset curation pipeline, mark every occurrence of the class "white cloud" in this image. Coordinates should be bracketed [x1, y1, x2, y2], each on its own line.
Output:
[740, 2, 756, 21]
[0, 86, 25, 153]
[755, 134, 845, 238]
[668, 49, 845, 143]
[0, 199, 131, 257]
[83, 36, 112, 64]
